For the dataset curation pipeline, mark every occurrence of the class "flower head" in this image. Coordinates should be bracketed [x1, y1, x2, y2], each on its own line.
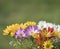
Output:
[3, 24, 20, 36]
[43, 40, 53, 49]
[15, 28, 26, 38]
[24, 26, 39, 38]
[37, 21, 47, 30]
[20, 23, 27, 29]
[24, 21, 36, 26]
[57, 25, 60, 32]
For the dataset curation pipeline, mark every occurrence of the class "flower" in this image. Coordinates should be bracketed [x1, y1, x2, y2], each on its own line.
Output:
[35, 32, 48, 48]
[3, 24, 20, 36]
[46, 23, 54, 28]
[24, 21, 36, 26]
[37, 21, 47, 30]
[54, 31, 60, 37]
[57, 25, 60, 32]
[20, 23, 27, 29]
[15, 28, 26, 38]
[43, 40, 53, 49]
[46, 23, 58, 32]
[24, 26, 39, 38]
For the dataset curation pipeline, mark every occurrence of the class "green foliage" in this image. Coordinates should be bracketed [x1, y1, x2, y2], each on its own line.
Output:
[9, 38, 37, 49]
[53, 42, 60, 49]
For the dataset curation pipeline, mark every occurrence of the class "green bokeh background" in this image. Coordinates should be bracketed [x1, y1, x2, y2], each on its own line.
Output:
[0, 0, 60, 49]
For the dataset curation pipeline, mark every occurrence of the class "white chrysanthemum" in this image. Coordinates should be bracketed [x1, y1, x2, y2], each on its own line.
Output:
[37, 21, 58, 31]
[53, 24, 57, 31]
[37, 21, 47, 30]
[47, 23, 58, 31]
[57, 25, 60, 32]
[46, 23, 54, 28]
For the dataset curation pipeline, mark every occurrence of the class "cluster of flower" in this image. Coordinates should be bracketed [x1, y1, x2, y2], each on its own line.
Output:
[3, 21, 60, 49]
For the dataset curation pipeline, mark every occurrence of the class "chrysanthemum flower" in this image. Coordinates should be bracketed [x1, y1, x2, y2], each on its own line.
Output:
[57, 25, 60, 32]
[37, 21, 47, 30]
[15, 28, 26, 38]
[35, 32, 48, 48]
[20, 23, 27, 29]
[43, 40, 53, 49]
[24, 26, 39, 38]
[3, 24, 20, 36]
[24, 21, 36, 26]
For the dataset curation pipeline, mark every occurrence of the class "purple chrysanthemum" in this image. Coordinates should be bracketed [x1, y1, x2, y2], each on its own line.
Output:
[15, 28, 26, 38]
[24, 26, 39, 36]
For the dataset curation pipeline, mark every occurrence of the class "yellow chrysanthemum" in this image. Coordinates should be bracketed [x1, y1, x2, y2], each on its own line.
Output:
[43, 40, 53, 49]
[24, 21, 36, 26]
[3, 23, 20, 36]
[41, 31, 51, 37]
[20, 23, 27, 29]
[54, 31, 60, 37]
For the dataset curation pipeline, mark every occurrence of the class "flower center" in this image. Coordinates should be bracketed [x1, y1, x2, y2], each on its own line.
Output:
[20, 33, 23, 36]
[46, 44, 50, 48]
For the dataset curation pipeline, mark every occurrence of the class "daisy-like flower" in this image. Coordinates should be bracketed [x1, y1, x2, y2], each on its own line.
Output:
[46, 23, 54, 28]
[51, 25, 60, 38]
[52, 24, 57, 31]
[57, 25, 60, 32]
[15, 28, 26, 38]
[43, 40, 54, 49]
[46, 23, 58, 31]
[24, 26, 39, 38]
[37, 21, 47, 30]
[24, 21, 36, 26]
[3, 24, 20, 36]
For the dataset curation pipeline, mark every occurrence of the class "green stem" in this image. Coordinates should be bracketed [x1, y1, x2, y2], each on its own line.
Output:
[18, 39, 23, 49]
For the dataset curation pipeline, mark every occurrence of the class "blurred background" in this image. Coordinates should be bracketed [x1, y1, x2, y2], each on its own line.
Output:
[0, 0, 60, 49]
